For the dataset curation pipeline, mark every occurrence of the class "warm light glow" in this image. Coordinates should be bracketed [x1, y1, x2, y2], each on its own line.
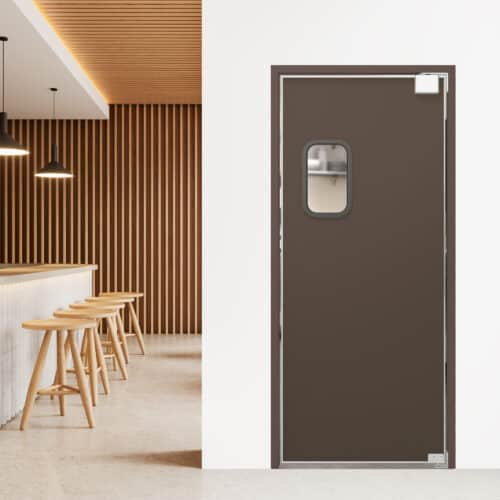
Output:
[35, 172, 73, 178]
[32, 1, 109, 104]
[0, 148, 30, 156]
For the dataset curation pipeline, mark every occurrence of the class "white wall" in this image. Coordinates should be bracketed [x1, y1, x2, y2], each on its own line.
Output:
[203, 0, 500, 469]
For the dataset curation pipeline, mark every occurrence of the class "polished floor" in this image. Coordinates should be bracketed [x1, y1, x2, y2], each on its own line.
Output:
[1, 335, 500, 500]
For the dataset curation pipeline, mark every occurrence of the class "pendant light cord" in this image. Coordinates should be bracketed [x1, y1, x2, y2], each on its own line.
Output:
[50, 88, 58, 161]
[50, 88, 58, 120]
[2, 38, 5, 113]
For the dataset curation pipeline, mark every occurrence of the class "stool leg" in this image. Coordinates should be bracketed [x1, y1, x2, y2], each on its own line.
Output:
[68, 330, 95, 429]
[106, 317, 128, 380]
[57, 330, 66, 416]
[93, 327, 110, 395]
[128, 302, 146, 355]
[86, 328, 98, 406]
[20, 330, 53, 431]
[104, 325, 118, 371]
[51, 336, 69, 400]
[115, 313, 130, 363]
[80, 333, 89, 366]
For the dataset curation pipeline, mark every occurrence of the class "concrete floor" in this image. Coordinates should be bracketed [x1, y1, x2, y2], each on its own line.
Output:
[1, 335, 500, 500]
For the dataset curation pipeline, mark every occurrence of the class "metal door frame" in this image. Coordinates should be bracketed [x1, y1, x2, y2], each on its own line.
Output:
[270, 66, 455, 469]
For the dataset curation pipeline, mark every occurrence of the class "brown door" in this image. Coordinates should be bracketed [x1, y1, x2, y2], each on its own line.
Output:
[278, 69, 453, 466]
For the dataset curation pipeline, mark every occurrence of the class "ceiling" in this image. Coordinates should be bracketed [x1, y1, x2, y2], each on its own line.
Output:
[35, 0, 201, 104]
[0, 0, 107, 118]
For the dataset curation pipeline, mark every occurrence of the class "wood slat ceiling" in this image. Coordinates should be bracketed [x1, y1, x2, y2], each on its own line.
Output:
[35, 0, 201, 104]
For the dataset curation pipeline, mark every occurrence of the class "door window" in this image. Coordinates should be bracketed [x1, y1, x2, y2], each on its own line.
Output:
[305, 142, 351, 217]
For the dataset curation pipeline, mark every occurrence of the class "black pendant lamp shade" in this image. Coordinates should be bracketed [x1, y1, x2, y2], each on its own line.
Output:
[0, 36, 29, 156]
[35, 142, 72, 178]
[35, 88, 73, 178]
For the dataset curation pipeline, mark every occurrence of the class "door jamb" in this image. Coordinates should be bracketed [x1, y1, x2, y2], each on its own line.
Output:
[270, 65, 456, 469]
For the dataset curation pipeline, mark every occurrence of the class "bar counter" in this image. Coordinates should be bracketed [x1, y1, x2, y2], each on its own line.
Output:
[0, 264, 96, 425]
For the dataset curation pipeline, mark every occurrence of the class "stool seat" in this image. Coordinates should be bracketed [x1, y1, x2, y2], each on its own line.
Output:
[22, 318, 96, 331]
[70, 302, 125, 311]
[100, 291, 144, 298]
[54, 308, 116, 320]
[86, 296, 135, 304]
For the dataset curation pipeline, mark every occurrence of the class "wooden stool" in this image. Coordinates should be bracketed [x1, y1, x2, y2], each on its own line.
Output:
[20, 318, 97, 430]
[100, 292, 146, 355]
[85, 297, 136, 362]
[69, 302, 128, 380]
[53, 309, 114, 405]
[70, 302, 126, 371]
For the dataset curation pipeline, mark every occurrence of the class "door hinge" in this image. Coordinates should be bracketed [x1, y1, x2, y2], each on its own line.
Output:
[428, 452, 447, 465]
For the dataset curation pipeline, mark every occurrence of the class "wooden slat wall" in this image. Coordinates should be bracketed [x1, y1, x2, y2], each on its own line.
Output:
[0, 104, 202, 334]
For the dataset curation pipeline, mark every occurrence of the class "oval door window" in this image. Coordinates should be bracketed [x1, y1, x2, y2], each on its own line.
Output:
[305, 141, 351, 217]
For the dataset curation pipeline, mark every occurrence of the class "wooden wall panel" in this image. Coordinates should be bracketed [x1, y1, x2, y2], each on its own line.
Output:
[0, 104, 201, 334]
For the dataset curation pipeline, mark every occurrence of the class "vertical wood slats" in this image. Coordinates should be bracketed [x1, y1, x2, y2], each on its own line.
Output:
[0, 104, 201, 334]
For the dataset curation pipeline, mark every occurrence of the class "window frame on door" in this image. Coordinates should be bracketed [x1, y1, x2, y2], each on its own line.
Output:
[303, 139, 352, 219]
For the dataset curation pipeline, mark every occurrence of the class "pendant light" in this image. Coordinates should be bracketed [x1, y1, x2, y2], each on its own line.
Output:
[35, 88, 73, 178]
[0, 36, 29, 156]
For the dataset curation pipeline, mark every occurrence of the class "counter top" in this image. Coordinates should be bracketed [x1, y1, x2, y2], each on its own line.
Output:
[0, 264, 97, 284]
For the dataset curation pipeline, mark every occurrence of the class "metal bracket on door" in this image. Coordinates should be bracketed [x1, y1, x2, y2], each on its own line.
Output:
[415, 74, 440, 94]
